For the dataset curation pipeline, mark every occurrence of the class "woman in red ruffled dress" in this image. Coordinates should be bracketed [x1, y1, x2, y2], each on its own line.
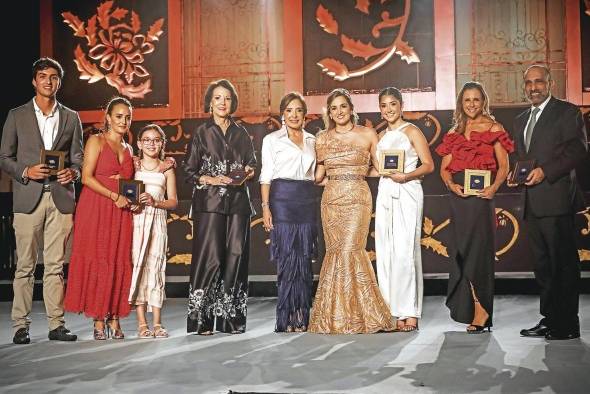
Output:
[435, 82, 514, 333]
[65, 97, 134, 340]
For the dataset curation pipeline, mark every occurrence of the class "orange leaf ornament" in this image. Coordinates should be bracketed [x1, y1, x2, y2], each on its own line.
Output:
[341, 35, 388, 61]
[73, 45, 104, 84]
[316, 4, 338, 35]
[131, 11, 141, 33]
[317, 58, 349, 81]
[395, 40, 420, 64]
[110, 7, 128, 20]
[147, 18, 165, 42]
[62, 12, 86, 38]
[87, 15, 98, 46]
[97, 1, 114, 30]
[355, 0, 370, 14]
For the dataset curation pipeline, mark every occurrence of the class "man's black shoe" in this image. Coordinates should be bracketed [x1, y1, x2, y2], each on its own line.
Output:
[48, 326, 77, 341]
[545, 329, 580, 340]
[13, 328, 30, 344]
[520, 322, 549, 337]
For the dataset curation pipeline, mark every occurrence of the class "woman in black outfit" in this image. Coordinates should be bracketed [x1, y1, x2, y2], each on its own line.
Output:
[183, 79, 256, 335]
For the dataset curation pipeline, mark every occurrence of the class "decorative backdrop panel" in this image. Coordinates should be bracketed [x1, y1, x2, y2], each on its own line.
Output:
[302, 0, 435, 95]
[40, 0, 181, 122]
[455, 0, 566, 106]
[53, 0, 169, 107]
[181, 0, 285, 117]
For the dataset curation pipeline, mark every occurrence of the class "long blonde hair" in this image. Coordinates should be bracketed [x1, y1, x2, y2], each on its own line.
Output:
[322, 88, 359, 130]
[452, 81, 494, 134]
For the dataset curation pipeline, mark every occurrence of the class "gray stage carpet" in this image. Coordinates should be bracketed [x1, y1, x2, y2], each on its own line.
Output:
[0, 295, 589, 394]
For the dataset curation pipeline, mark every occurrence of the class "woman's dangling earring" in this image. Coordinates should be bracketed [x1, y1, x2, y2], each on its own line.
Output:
[281, 116, 285, 126]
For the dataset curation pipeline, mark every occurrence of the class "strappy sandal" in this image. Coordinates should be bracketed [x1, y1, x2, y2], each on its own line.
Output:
[93, 320, 107, 340]
[153, 324, 169, 338]
[106, 317, 125, 339]
[198, 330, 214, 336]
[467, 324, 491, 334]
[400, 318, 418, 332]
[137, 323, 153, 339]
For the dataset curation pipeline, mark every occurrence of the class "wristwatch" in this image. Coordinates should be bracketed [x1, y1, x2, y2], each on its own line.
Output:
[21, 167, 30, 184]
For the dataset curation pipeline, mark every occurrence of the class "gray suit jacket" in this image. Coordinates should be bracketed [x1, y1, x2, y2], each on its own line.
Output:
[0, 99, 83, 214]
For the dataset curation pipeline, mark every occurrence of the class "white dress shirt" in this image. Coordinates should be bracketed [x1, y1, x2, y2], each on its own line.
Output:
[524, 94, 551, 142]
[33, 98, 59, 150]
[259, 126, 316, 184]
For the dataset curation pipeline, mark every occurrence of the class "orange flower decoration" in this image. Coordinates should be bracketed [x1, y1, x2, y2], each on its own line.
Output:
[62, 1, 164, 99]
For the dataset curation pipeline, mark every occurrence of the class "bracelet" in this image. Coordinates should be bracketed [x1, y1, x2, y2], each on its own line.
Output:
[261, 202, 269, 208]
[111, 192, 119, 202]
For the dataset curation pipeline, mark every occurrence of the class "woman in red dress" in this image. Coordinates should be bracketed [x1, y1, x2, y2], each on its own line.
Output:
[65, 97, 134, 340]
[435, 82, 513, 333]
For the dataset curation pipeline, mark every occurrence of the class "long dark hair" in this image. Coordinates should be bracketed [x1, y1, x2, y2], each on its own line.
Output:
[452, 81, 494, 134]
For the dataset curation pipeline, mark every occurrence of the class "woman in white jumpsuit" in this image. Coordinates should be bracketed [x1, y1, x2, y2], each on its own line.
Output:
[375, 87, 434, 331]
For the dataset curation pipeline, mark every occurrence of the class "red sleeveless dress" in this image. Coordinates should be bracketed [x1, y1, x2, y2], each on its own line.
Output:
[65, 144, 134, 319]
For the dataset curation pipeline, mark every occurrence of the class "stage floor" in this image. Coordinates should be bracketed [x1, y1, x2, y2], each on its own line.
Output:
[0, 296, 588, 394]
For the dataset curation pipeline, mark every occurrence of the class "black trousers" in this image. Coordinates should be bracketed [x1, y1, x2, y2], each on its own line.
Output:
[187, 212, 250, 334]
[524, 210, 580, 332]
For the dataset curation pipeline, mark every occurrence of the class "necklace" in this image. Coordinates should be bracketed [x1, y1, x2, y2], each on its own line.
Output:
[141, 159, 159, 171]
[334, 123, 355, 134]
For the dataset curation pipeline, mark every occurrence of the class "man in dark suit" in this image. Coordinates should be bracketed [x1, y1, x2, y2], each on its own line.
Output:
[509, 64, 587, 340]
[0, 58, 83, 344]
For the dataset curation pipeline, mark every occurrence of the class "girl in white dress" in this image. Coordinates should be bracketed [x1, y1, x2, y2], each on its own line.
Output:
[129, 124, 178, 338]
[375, 87, 434, 331]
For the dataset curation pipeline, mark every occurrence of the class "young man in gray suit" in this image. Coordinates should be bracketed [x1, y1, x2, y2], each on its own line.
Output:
[509, 65, 587, 340]
[0, 58, 83, 344]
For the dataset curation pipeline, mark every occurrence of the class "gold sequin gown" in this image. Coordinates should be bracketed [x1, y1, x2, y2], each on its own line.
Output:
[309, 131, 395, 334]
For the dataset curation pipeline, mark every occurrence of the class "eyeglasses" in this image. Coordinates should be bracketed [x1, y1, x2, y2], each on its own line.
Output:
[140, 138, 164, 145]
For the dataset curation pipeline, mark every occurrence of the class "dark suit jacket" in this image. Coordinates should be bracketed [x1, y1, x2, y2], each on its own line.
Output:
[0, 99, 83, 214]
[512, 96, 587, 218]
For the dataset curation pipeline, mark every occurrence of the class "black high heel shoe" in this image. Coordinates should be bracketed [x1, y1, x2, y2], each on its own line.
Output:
[466, 324, 491, 334]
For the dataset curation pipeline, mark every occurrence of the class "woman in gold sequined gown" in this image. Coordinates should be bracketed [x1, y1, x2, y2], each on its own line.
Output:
[309, 89, 394, 334]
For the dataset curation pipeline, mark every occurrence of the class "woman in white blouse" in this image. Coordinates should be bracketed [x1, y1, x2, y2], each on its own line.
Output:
[259, 92, 318, 332]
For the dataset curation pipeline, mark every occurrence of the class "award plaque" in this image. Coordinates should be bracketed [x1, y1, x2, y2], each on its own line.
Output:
[227, 168, 248, 186]
[509, 160, 536, 185]
[40, 149, 65, 175]
[378, 149, 405, 174]
[118, 179, 144, 204]
[464, 169, 491, 196]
